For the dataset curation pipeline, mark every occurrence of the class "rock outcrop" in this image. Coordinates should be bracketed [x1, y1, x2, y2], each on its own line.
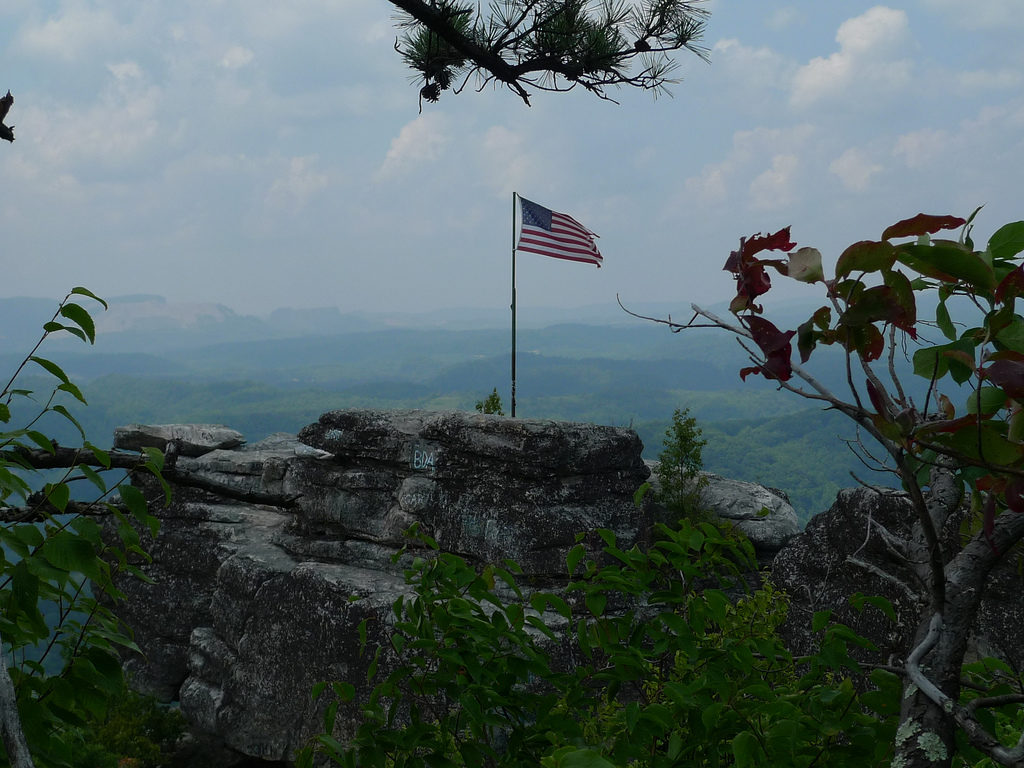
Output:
[643, 463, 800, 555]
[113, 410, 654, 762]
[772, 487, 1024, 670]
[118, 411, 1016, 766]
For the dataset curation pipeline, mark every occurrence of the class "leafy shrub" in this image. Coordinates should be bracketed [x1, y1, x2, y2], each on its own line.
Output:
[299, 521, 899, 767]
[0, 290, 166, 766]
[474, 388, 505, 416]
[66, 682, 187, 768]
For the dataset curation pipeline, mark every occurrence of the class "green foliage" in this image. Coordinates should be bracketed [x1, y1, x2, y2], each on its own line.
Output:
[0, 290, 165, 767]
[712, 211, 1024, 765]
[64, 682, 186, 768]
[651, 407, 710, 522]
[390, 0, 710, 103]
[299, 521, 899, 767]
[723, 212, 1024, 525]
[474, 388, 505, 416]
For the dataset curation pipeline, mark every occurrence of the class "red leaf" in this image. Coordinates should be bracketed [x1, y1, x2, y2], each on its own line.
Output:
[866, 378, 887, 416]
[743, 316, 795, 381]
[723, 228, 798, 311]
[984, 354, 1024, 399]
[739, 365, 763, 381]
[914, 413, 979, 435]
[996, 265, 1024, 304]
[744, 316, 791, 350]
[1006, 478, 1024, 514]
[882, 214, 966, 241]
[743, 227, 796, 259]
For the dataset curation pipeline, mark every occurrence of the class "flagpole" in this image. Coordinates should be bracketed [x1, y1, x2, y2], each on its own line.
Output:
[511, 191, 518, 418]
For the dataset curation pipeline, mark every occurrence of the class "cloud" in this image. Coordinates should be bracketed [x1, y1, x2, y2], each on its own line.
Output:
[376, 113, 449, 179]
[749, 154, 799, 210]
[16, 3, 132, 60]
[475, 126, 542, 197]
[767, 7, 802, 30]
[893, 129, 950, 169]
[21, 60, 160, 170]
[922, 0, 1024, 29]
[221, 45, 254, 70]
[712, 38, 793, 93]
[684, 125, 814, 206]
[829, 147, 883, 191]
[956, 69, 1023, 91]
[265, 155, 329, 210]
[791, 6, 911, 108]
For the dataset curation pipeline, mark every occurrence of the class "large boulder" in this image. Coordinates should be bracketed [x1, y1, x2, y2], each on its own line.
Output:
[644, 463, 800, 555]
[771, 487, 1024, 670]
[111, 410, 654, 763]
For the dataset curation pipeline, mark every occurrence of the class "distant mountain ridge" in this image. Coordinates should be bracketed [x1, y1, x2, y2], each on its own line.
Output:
[0, 294, 752, 353]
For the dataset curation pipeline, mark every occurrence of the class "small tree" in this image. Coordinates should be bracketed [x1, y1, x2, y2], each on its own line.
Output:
[652, 407, 709, 522]
[387, 0, 711, 106]
[474, 388, 505, 415]
[624, 211, 1024, 768]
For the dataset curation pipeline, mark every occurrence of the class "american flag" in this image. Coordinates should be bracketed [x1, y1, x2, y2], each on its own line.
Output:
[516, 197, 602, 267]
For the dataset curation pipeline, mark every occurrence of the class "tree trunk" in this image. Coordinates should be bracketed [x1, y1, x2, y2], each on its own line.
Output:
[0, 638, 34, 768]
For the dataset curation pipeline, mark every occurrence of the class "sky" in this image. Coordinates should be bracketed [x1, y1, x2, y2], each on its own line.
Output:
[0, 0, 1022, 318]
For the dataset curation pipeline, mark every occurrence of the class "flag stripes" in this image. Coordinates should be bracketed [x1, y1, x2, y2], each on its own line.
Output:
[516, 197, 602, 267]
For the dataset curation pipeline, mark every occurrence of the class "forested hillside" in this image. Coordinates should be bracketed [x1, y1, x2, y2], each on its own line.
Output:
[1, 295, 903, 524]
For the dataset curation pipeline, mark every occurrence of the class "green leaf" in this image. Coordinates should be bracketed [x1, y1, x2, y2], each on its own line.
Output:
[59, 302, 96, 344]
[58, 380, 87, 404]
[25, 430, 55, 454]
[834, 240, 896, 279]
[40, 531, 100, 579]
[896, 242, 995, 290]
[52, 406, 85, 439]
[12, 524, 44, 549]
[566, 543, 585, 575]
[11, 561, 41, 623]
[71, 286, 108, 310]
[120, 484, 158, 538]
[530, 592, 571, 620]
[29, 356, 70, 383]
[702, 702, 725, 730]
[988, 221, 1024, 262]
[946, 427, 1024, 466]
[0, 403, 9, 423]
[557, 749, 617, 768]
[332, 681, 356, 702]
[585, 592, 606, 618]
[731, 730, 761, 768]
[995, 316, 1024, 354]
[632, 482, 650, 508]
[913, 339, 975, 382]
[77, 464, 107, 495]
[812, 610, 832, 633]
[966, 387, 1007, 416]
[936, 300, 955, 340]
[850, 593, 897, 623]
[45, 482, 70, 513]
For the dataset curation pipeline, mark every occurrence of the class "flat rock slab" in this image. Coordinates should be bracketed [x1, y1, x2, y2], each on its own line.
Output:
[113, 423, 246, 457]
